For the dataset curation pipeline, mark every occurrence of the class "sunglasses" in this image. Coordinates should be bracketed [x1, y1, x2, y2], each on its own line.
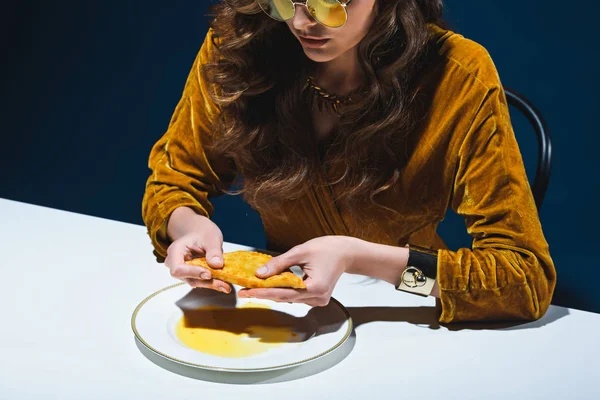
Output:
[256, 0, 353, 28]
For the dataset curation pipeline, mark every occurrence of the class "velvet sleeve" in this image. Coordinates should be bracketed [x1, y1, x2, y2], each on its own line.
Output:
[142, 29, 237, 260]
[437, 86, 557, 323]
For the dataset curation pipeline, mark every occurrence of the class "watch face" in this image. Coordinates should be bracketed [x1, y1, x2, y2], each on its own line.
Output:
[402, 267, 427, 288]
[396, 266, 436, 297]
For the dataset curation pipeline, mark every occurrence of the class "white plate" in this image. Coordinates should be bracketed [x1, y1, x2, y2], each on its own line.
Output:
[131, 283, 352, 372]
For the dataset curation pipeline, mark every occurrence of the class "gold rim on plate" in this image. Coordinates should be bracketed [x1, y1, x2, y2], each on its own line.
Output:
[131, 282, 354, 372]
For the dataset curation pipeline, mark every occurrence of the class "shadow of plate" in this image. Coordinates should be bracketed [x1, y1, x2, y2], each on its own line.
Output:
[134, 330, 356, 384]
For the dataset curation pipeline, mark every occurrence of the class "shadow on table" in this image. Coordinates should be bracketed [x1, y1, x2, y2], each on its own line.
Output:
[136, 288, 568, 384]
[444, 305, 570, 331]
[348, 306, 441, 330]
[347, 304, 570, 331]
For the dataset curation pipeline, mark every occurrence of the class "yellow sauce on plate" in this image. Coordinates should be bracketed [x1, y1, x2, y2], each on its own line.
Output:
[175, 302, 300, 358]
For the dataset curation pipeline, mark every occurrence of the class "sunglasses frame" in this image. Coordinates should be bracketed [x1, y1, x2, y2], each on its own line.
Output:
[257, 0, 354, 28]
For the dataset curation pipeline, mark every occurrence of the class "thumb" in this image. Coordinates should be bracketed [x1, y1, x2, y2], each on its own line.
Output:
[256, 247, 303, 278]
[204, 236, 224, 269]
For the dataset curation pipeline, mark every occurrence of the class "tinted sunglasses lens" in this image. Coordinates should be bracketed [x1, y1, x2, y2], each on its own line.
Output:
[257, 0, 295, 21]
[307, 0, 348, 28]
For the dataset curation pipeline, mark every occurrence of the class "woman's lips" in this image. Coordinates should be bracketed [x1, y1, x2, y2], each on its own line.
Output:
[298, 36, 330, 48]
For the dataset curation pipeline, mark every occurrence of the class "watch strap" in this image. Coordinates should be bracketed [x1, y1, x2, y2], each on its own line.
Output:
[396, 245, 438, 297]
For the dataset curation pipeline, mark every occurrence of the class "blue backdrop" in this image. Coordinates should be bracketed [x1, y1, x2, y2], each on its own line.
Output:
[1, 1, 598, 313]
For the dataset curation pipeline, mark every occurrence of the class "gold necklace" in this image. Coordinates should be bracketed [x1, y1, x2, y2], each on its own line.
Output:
[305, 75, 359, 116]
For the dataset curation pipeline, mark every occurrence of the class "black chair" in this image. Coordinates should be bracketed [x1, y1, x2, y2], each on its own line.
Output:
[504, 88, 552, 211]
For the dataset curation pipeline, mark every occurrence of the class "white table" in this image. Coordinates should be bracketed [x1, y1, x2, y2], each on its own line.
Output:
[0, 198, 598, 399]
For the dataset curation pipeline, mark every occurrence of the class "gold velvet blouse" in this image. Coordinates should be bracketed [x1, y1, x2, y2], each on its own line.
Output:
[142, 25, 556, 323]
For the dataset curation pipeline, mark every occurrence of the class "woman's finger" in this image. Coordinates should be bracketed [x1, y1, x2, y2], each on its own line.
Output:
[303, 297, 331, 307]
[239, 288, 328, 307]
[202, 234, 224, 269]
[166, 241, 214, 280]
[183, 243, 206, 261]
[165, 242, 186, 268]
[255, 246, 305, 278]
[238, 287, 308, 302]
[169, 263, 213, 280]
[185, 278, 232, 294]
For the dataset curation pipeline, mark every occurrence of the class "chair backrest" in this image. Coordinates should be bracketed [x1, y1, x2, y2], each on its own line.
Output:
[504, 88, 552, 211]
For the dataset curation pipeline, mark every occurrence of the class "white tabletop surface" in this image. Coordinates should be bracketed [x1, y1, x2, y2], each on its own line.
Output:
[0, 198, 598, 399]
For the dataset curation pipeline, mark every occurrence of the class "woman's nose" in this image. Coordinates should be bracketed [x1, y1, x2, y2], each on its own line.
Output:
[290, 4, 318, 29]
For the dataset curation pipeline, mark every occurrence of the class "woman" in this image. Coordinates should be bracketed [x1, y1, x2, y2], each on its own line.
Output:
[142, 0, 556, 323]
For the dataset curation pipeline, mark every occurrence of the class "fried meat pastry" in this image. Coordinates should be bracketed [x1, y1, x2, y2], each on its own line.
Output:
[185, 250, 306, 289]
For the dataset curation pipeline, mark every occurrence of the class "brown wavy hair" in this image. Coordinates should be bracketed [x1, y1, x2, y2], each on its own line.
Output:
[203, 0, 445, 217]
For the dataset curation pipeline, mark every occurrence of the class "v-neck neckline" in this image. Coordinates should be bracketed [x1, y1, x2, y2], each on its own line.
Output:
[309, 144, 351, 237]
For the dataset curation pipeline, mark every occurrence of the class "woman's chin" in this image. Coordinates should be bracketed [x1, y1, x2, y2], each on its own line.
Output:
[303, 48, 338, 63]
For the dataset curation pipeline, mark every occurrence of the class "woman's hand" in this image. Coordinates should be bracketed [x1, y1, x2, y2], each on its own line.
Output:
[238, 236, 361, 306]
[164, 207, 232, 293]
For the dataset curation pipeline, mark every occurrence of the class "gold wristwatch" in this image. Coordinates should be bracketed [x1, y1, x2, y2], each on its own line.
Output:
[396, 245, 438, 297]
